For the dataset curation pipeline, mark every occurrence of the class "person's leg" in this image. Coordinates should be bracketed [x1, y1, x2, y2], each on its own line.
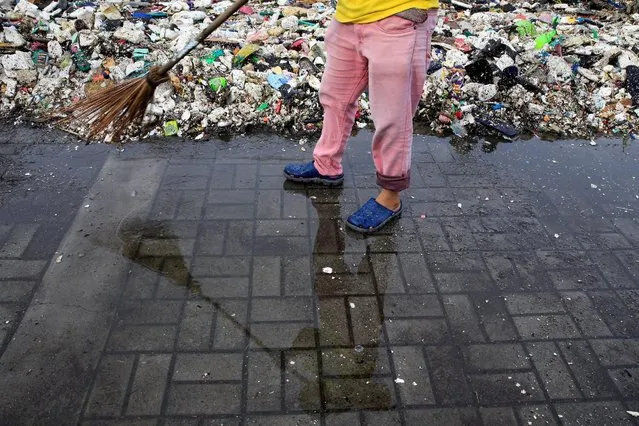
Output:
[312, 20, 369, 176]
[362, 12, 437, 210]
[284, 20, 369, 185]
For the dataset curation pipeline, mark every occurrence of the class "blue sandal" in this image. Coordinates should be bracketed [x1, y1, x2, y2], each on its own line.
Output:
[283, 161, 344, 186]
[346, 198, 402, 234]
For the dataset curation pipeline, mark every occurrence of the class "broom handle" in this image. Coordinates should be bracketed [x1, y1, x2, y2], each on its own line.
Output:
[157, 0, 250, 75]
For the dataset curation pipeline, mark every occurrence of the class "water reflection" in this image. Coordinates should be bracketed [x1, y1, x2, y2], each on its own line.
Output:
[116, 185, 397, 412]
[291, 186, 394, 411]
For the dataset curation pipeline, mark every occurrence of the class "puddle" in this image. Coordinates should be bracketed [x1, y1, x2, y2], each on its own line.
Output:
[114, 183, 397, 412]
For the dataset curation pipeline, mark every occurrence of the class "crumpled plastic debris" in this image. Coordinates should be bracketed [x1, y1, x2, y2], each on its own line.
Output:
[421, 0, 639, 139]
[0, 0, 638, 141]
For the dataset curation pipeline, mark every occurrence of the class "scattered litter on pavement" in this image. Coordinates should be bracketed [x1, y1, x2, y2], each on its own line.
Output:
[322, 266, 332, 274]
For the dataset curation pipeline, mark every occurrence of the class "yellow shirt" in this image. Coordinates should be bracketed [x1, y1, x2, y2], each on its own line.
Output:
[336, 0, 439, 24]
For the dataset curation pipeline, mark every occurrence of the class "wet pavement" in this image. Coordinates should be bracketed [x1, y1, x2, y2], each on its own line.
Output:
[0, 125, 638, 425]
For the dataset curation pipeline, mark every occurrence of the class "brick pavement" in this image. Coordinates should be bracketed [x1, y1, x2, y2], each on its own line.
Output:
[1, 129, 638, 425]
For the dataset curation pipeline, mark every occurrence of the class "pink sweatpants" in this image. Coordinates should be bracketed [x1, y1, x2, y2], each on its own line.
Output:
[313, 11, 438, 192]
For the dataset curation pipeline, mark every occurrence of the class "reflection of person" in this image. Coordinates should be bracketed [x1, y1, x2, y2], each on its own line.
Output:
[291, 188, 393, 411]
[284, 1, 439, 233]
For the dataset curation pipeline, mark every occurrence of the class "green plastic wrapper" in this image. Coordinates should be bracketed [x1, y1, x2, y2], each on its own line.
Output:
[163, 120, 179, 136]
[208, 77, 228, 92]
[202, 49, 224, 64]
[516, 20, 536, 37]
[535, 30, 556, 50]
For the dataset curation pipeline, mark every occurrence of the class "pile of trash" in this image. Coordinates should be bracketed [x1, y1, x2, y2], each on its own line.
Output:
[0, 0, 638, 141]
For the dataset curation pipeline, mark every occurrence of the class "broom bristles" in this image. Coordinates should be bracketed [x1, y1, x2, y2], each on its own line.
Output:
[59, 67, 169, 141]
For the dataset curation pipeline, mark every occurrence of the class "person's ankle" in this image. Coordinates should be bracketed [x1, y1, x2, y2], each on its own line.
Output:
[376, 191, 401, 211]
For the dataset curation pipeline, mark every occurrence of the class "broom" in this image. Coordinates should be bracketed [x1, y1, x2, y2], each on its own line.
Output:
[59, 0, 250, 141]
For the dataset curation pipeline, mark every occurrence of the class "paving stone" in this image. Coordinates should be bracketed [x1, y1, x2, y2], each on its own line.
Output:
[433, 271, 495, 293]
[252, 257, 281, 297]
[554, 401, 633, 426]
[85, 355, 135, 416]
[504, 293, 565, 315]
[589, 291, 639, 336]
[178, 300, 214, 351]
[613, 218, 639, 246]
[360, 411, 402, 426]
[548, 269, 608, 290]
[404, 408, 480, 425]
[615, 250, 639, 280]
[513, 315, 581, 340]
[608, 367, 639, 398]
[173, 353, 244, 382]
[212, 300, 248, 350]
[317, 297, 350, 346]
[323, 377, 395, 410]
[425, 346, 473, 405]
[201, 416, 242, 426]
[536, 250, 592, 270]
[175, 191, 206, 220]
[107, 325, 176, 352]
[321, 347, 390, 377]
[526, 342, 581, 400]
[590, 251, 636, 289]
[191, 257, 250, 277]
[0, 224, 38, 258]
[590, 339, 639, 367]
[0, 260, 47, 279]
[398, 253, 436, 293]
[480, 407, 518, 425]
[427, 252, 485, 273]
[391, 346, 435, 405]
[384, 294, 443, 318]
[166, 383, 241, 415]
[209, 189, 256, 205]
[126, 354, 171, 415]
[443, 295, 486, 343]
[245, 415, 321, 425]
[249, 322, 314, 349]
[470, 294, 519, 342]
[471, 372, 545, 404]
[325, 413, 360, 426]
[385, 318, 449, 345]
[284, 350, 320, 411]
[198, 277, 249, 299]
[416, 220, 451, 252]
[282, 256, 312, 296]
[0, 280, 36, 303]
[225, 221, 254, 256]
[465, 343, 530, 371]
[558, 340, 618, 399]
[82, 419, 157, 426]
[561, 291, 613, 337]
[117, 300, 182, 325]
[516, 405, 558, 426]
[251, 297, 313, 322]
[246, 351, 282, 412]
[370, 253, 408, 294]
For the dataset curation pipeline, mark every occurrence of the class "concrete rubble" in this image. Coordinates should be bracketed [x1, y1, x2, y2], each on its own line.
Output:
[0, 0, 638, 141]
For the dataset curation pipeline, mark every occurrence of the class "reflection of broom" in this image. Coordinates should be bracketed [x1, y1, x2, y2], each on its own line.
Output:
[59, 0, 249, 140]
